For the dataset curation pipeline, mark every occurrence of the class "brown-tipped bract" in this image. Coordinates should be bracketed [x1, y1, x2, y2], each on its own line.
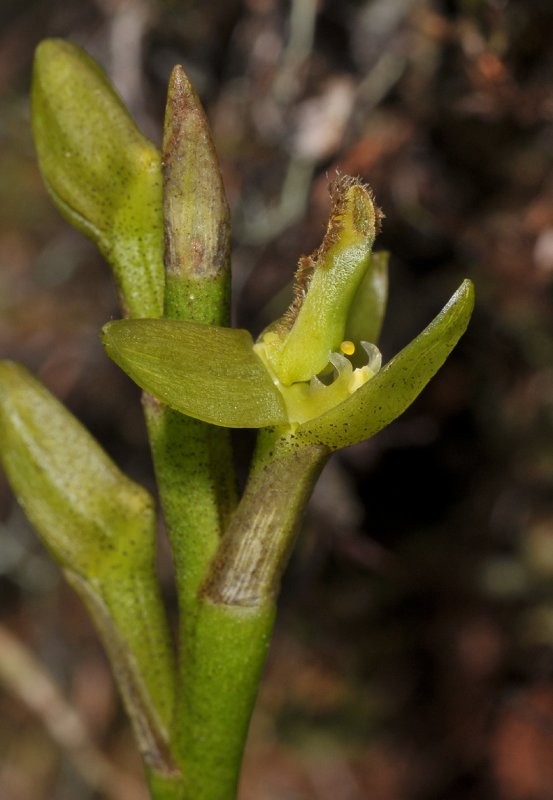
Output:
[255, 176, 381, 386]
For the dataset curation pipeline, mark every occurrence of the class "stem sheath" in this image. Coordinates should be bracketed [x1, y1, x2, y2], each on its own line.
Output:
[174, 429, 329, 797]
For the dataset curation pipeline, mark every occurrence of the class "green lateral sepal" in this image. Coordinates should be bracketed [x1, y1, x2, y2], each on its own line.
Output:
[295, 278, 475, 450]
[32, 39, 164, 318]
[102, 319, 288, 428]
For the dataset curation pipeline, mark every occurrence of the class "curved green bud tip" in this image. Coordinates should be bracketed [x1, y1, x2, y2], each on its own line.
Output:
[255, 176, 382, 386]
[0, 360, 156, 578]
[296, 278, 475, 450]
[102, 319, 288, 428]
[32, 39, 164, 318]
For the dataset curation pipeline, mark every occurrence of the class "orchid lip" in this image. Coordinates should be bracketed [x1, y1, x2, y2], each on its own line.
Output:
[360, 341, 382, 373]
[266, 340, 383, 426]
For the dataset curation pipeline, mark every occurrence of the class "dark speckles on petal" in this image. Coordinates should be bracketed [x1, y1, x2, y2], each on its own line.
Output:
[295, 280, 474, 451]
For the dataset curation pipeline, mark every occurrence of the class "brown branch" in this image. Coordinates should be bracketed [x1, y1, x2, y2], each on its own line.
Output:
[0, 624, 148, 800]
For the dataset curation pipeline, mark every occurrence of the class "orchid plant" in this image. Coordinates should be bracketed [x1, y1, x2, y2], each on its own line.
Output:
[0, 39, 474, 800]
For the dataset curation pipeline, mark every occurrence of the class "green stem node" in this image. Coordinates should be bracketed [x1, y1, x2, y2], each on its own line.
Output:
[205, 431, 329, 606]
[176, 601, 275, 800]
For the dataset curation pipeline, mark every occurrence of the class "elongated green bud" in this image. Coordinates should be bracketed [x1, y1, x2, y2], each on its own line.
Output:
[0, 361, 177, 766]
[255, 176, 381, 386]
[32, 39, 164, 318]
[0, 361, 154, 576]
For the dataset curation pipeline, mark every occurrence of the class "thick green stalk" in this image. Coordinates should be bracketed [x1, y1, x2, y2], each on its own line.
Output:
[153, 63, 236, 606]
[147, 770, 185, 800]
[204, 430, 329, 605]
[143, 398, 236, 613]
[141, 65, 238, 777]
[173, 429, 329, 798]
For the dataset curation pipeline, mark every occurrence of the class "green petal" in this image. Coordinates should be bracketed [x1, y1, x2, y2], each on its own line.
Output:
[296, 279, 475, 450]
[345, 250, 389, 354]
[102, 319, 288, 428]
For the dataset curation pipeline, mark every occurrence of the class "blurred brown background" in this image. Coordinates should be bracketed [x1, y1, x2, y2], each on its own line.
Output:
[2, 0, 553, 798]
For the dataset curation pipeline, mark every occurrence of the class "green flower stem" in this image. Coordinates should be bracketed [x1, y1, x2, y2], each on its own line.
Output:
[143, 398, 237, 791]
[176, 601, 275, 800]
[143, 395, 236, 614]
[141, 64, 238, 777]
[152, 61, 237, 607]
[171, 429, 329, 798]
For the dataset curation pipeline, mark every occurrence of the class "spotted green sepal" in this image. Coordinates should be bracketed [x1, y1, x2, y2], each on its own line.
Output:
[255, 177, 381, 386]
[102, 319, 288, 428]
[31, 39, 164, 318]
[296, 279, 475, 450]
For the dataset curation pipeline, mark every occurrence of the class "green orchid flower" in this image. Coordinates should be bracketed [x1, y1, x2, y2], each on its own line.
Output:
[102, 176, 474, 451]
[10, 37, 476, 799]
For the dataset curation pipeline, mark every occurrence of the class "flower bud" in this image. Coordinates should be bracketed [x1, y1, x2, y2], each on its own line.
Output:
[32, 39, 164, 318]
[163, 66, 231, 325]
[0, 361, 177, 745]
[0, 361, 155, 576]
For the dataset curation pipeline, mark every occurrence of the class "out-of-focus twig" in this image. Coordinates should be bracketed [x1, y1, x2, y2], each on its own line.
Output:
[0, 624, 147, 800]
[272, 0, 318, 104]
[234, 0, 319, 246]
[236, 158, 315, 245]
[91, 0, 152, 116]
